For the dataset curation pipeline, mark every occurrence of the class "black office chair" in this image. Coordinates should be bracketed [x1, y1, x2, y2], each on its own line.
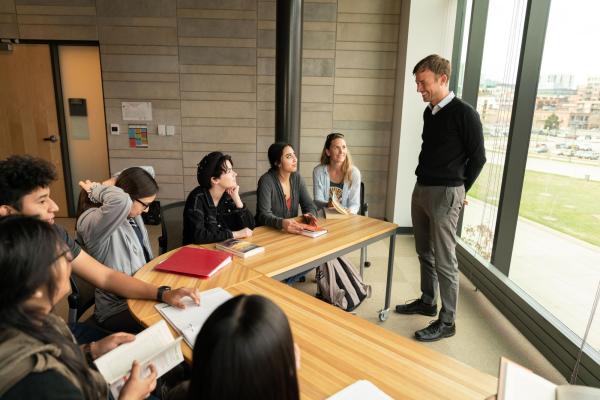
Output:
[67, 275, 97, 324]
[158, 201, 185, 255]
[240, 190, 257, 216]
[359, 182, 371, 271]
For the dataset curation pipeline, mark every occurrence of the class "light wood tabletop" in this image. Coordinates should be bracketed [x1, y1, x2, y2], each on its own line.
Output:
[220, 214, 398, 278]
[228, 276, 498, 400]
[127, 244, 262, 360]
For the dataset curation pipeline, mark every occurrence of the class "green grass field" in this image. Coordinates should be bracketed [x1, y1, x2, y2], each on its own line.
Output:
[468, 163, 600, 247]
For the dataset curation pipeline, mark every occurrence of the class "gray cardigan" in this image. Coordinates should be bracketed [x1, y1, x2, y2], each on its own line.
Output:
[76, 184, 153, 323]
[256, 169, 317, 229]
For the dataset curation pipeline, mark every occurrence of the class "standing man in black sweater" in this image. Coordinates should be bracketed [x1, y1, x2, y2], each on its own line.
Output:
[395, 54, 486, 341]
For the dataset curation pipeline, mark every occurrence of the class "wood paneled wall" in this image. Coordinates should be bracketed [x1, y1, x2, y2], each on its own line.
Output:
[0, 0, 401, 217]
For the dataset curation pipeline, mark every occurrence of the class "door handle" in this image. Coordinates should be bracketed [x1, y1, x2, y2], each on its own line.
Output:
[43, 135, 58, 143]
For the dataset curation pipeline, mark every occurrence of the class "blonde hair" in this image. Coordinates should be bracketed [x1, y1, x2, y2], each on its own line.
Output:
[320, 133, 354, 186]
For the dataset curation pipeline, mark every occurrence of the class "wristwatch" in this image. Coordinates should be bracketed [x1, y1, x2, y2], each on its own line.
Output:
[157, 285, 171, 302]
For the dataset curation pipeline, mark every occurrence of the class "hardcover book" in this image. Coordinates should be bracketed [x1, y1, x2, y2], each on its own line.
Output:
[216, 238, 265, 258]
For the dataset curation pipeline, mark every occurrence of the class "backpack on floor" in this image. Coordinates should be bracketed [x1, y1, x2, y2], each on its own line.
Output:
[316, 256, 371, 312]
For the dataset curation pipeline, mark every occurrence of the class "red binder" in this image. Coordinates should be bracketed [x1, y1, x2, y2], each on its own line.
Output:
[154, 247, 232, 278]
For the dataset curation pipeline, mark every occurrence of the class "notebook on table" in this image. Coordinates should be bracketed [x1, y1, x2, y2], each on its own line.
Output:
[154, 246, 231, 278]
[155, 288, 233, 348]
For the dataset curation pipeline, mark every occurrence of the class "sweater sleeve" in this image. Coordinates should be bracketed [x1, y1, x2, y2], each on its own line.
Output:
[76, 185, 131, 246]
[462, 108, 486, 192]
[256, 174, 284, 230]
[183, 192, 233, 245]
[312, 165, 329, 209]
[297, 174, 317, 215]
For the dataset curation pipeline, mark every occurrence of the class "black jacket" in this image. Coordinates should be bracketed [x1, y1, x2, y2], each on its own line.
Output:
[183, 187, 255, 245]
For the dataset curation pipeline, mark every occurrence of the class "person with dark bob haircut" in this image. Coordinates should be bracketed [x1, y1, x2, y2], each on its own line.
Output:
[183, 151, 255, 245]
[76, 167, 164, 333]
[182, 294, 300, 400]
[0, 155, 199, 341]
[0, 215, 157, 400]
[256, 143, 317, 234]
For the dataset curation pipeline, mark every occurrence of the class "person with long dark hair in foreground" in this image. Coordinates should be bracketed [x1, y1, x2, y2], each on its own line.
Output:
[0, 215, 157, 400]
[186, 294, 300, 400]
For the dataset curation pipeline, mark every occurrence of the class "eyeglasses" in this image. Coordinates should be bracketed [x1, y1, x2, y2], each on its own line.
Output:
[135, 198, 150, 211]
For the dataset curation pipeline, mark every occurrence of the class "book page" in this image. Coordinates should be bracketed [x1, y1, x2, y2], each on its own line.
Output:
[156, 288, 233, 348]
[301, 229, 327, 238]
[498, 358, 556, 400]
[556, 385, 600, 400]
[107, 337, 183, 399]
[327, 380, 392, 400]
[94, 320, 183, 392]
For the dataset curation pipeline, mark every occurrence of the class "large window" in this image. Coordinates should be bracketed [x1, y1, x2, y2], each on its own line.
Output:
[510, 0, 600, 351]
[455, 0, 600, 384]
[460, 0, 526, 260]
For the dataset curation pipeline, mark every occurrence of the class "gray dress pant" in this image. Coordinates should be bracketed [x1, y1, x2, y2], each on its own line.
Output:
[411, 183, 465, 324]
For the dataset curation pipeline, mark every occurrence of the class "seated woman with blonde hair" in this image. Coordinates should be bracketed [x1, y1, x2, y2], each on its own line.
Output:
[313, 132, 361, 214]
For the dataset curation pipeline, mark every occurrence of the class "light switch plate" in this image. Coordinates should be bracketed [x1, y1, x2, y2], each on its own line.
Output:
[166, 125, 175, 136]
[158, 124, 166, 136]
[110, 123, 120, 135]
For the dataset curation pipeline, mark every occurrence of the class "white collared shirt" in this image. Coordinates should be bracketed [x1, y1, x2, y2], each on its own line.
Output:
[429, 91, 455, 115]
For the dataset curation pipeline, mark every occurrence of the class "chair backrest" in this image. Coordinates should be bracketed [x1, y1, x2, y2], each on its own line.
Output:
[359, 182, 368, 216]
[240, 190, 257, 217]
[159, 200, 185, 254]
[68, 275, 96, 323]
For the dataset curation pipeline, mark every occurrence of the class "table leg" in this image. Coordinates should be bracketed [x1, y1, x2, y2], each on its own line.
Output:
[359, 247, 366, 278]
[378, 233, 396, 322]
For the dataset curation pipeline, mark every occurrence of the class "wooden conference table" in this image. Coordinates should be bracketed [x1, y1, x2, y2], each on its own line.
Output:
[128, 215, 497, 399]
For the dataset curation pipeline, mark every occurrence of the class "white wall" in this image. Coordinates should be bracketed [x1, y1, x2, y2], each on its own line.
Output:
[386, 0, 458, 226]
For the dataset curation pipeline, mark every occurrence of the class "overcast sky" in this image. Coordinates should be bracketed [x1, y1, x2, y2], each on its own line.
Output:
[480, 0, 597, 85]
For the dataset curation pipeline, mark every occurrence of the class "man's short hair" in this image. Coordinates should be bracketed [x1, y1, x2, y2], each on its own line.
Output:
[413, 54, 451, 79]
[0, 155, 57, 210]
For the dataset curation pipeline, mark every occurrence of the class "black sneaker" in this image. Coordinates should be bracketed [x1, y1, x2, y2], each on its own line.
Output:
[414, 319, 456, 342]
[394, 299, 437, 316]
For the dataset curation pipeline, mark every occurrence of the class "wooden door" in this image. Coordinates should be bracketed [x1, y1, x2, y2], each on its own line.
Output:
[0, 44, 68, 216]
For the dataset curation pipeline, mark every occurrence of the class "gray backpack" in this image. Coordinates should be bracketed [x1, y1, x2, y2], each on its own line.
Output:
[316, 256, 371, 312]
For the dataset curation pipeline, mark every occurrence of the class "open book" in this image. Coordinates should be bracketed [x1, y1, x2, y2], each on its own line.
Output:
[324, 194, 350, 219]
[497, 357, 600, 400]
[327, 380, 392, 400]
[94, 320, 183, 399]
[155, 287, 233, 348]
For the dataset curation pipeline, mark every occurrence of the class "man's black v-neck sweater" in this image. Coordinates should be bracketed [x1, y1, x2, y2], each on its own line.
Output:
[415, 97, 486, 192]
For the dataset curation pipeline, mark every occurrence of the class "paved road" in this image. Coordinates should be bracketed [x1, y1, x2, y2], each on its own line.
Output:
[462, 198, 600, 349]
